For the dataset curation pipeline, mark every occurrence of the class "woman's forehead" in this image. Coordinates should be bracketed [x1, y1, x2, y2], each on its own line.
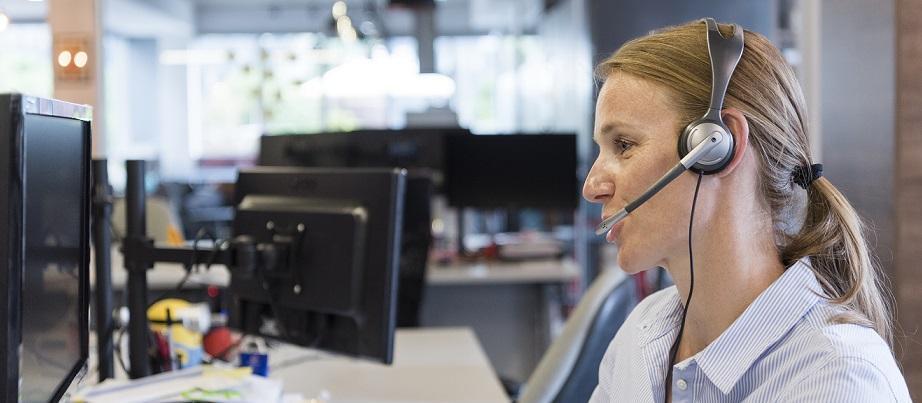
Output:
[596, 73, 679, 133]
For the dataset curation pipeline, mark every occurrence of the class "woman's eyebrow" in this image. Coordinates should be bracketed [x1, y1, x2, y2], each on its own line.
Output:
[594, 120, 641, 142]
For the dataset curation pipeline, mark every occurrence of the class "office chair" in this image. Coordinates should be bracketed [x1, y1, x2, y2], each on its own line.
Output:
[517, 266, 637, 403]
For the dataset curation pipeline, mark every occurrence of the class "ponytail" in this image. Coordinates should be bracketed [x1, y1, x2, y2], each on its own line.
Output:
[781, 177, 894, 346]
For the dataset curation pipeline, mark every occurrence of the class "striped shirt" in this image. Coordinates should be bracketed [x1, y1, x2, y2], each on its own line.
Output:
[589, 258, 911, 402]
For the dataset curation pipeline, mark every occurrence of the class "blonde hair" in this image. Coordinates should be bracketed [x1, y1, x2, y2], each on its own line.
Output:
[595, 21, 894, 345]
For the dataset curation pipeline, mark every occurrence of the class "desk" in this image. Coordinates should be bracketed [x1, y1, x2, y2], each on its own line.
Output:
[422, 259, 579, 383]
[83, 328, 508, 403]
[272, 327, 508, 402]
[93, 247, 577, 383]
[427, 259, 580, 285]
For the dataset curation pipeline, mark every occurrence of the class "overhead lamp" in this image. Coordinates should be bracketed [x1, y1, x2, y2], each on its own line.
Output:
[332, 1, 347, 19]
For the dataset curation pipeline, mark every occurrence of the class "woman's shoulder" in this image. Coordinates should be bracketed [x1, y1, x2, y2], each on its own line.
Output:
[796, 303, 896, 361]
[770, 302, 911, 401]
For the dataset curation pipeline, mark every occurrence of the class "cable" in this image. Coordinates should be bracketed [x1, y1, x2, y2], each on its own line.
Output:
[665, 172, 703, 398]
[114, 327, 128, 375]
[148, 228, 215, 306]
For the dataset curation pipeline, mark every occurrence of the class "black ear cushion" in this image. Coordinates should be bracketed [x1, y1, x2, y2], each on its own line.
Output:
[678, 118, 735, 175]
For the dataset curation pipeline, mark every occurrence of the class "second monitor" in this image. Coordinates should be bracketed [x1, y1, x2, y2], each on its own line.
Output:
[229, 167, 406, 364]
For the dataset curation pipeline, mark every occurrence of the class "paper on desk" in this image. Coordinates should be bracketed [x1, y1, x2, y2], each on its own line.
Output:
[70, 365, 283, 403]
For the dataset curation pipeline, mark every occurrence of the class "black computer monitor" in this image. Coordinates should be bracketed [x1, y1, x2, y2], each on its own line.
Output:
[0, 94, 91, 402]
[228, 167, 405, 364]
[258, 128, 470, 184]
[259, 131, 439, 328]
[444, 133, 579, 209]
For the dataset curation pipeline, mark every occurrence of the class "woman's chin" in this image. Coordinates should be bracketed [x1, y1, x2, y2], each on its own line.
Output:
[616, 247, 656, 275]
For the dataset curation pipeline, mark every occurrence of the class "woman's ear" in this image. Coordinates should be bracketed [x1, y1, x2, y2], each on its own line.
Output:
[717, 107, 750, 178]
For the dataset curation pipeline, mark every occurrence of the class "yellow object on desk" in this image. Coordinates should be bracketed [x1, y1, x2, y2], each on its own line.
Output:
[147, 299, 205, 369]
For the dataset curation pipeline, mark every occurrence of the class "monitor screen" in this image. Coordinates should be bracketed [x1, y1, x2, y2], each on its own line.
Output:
[258, 128, 469, 189]
[0, 94, 90, 403]
[20, 114, 88, 402]
[444, 133, 579, 209]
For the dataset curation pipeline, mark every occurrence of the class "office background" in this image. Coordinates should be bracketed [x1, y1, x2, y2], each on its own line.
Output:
[0, 0, 920, 399]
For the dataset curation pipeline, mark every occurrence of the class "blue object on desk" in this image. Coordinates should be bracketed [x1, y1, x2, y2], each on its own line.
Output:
[240, 343, 269, 377]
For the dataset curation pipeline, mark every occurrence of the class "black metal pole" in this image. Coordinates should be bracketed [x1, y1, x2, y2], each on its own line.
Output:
[125, 160, 151, 379]
[91, 159, 114, 381]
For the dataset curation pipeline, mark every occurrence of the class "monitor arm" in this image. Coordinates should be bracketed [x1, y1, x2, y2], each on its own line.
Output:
[118, 160, 289, 379]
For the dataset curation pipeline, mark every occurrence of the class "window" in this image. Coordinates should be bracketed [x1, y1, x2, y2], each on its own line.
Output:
[0, 23, 52, 97]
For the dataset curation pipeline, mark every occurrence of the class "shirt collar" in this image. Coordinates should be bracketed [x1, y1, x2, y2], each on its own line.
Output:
[636, 257, 824, 394]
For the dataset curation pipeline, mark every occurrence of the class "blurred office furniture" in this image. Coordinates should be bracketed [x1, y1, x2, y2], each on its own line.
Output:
[405, 106, 461, 128]
[517, 267, 636, 403]
[421, 258, 580, 383]
[109, 161, 407, 378]
[158, 181, 235, 241]
[258, 129, 582, 380]
[112, 197, 185, 245]
[259, 128, 470, 187]
[260, 131, 448, 328]
[428, 133, 580, 381]
[443, 133, 578, 256]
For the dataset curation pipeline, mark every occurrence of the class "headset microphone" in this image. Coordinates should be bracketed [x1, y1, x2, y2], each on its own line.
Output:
[595, 131, 728, 236]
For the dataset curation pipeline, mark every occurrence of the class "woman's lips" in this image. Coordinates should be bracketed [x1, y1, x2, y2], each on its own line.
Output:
[605, 220, 624, 243]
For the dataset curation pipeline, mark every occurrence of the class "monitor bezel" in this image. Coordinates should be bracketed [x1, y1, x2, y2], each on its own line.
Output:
[0, 94, 91, 402]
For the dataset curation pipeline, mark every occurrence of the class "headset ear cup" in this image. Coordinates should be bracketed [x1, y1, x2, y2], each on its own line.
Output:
[678, 119, 735, 174]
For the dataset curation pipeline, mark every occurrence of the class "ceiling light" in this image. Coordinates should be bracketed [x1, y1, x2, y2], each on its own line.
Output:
[332, 1, 347, 19]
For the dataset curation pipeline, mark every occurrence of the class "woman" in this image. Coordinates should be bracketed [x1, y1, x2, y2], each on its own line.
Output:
[583, 20, 910, 402]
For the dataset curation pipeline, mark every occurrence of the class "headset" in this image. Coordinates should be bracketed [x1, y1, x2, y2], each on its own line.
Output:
[595, 18, 744, 236]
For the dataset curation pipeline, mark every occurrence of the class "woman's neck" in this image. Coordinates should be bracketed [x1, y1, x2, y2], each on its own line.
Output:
[664, 204, 786, 362]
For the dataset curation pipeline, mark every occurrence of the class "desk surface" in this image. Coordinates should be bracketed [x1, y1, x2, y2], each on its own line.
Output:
[85, 328, 508, 403]
[270, 327, 509, 403]
[426, 258, 580, 286]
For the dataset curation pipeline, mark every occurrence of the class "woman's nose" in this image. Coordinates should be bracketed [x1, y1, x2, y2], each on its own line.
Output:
[582, 167, 614, 204]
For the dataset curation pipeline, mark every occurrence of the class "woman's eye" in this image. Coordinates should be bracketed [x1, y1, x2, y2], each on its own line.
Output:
[615, 139, 633, 153]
